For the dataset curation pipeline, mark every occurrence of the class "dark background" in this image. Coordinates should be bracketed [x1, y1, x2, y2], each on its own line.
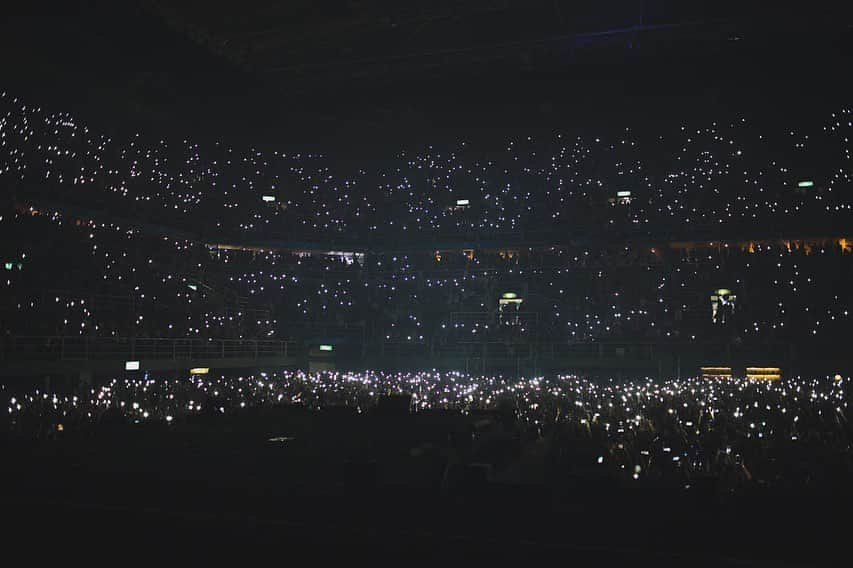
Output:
[2, 1, 851, 159]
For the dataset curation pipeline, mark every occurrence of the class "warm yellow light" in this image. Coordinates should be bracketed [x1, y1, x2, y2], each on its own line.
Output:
[189, 367, 210, 375]
[701, 366, 733, 379]
[746, 367, 781, 380]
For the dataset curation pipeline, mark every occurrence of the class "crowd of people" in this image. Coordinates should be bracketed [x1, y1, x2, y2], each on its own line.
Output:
[2, 92, 851, 241]
[1, 205, 849, 355]
[5, 371, 850, 492]
[1, 93, 852, 511]
[2, 92, 851, 353]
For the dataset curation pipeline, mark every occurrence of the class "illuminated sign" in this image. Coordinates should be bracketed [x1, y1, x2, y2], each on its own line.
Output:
[499, 291, 523, 307]
[715, 288, 732, 296]
[125, 361, 140, 371]
[746, 367, 781, 380]
[701, 366, 732, 379]
[262, 195, 276, 202]
[796, 180, 814, 188]
[456, 199, 470, 206]
[189, 367, 210, 375]
[611, 191, 632, 205]
[319, 344, 334, 352]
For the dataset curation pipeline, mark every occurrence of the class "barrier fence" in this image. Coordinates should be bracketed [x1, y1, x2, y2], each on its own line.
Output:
[0, 336, 299, 362]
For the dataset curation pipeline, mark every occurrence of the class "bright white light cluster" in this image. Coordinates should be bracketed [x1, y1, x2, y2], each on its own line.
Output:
[4, 372, 849, 488]
[1, 92, 851, 238]
[2, 207, 850, 344]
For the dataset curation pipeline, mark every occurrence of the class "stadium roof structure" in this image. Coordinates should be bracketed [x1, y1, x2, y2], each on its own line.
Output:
[3, 2, 851, 150]
[144, 1, 851, 91]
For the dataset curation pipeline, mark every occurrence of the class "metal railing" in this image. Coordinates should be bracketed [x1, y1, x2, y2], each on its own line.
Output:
[0, 336, 300, 362]
[378, 340, 658, 361]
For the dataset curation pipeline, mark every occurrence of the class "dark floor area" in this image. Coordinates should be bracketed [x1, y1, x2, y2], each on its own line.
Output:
[4, 405, 848, 566]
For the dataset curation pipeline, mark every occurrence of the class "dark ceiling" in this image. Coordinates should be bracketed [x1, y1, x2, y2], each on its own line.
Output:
[143, 1, 848, 88]
[3, 1, 852, 154]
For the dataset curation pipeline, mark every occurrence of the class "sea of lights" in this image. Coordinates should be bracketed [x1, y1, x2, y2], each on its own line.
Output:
[5, 371, 849, 487]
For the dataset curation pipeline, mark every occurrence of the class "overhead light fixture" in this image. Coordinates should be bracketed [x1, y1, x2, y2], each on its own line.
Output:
[262, 195, 276, 202]
[797, 180, 814, 188]
[319, 344, 334, 352]
[125, 361, 140, 371]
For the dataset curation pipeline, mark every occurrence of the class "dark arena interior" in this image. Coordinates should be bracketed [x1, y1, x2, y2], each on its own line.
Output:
[2, 2, 853, 565]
